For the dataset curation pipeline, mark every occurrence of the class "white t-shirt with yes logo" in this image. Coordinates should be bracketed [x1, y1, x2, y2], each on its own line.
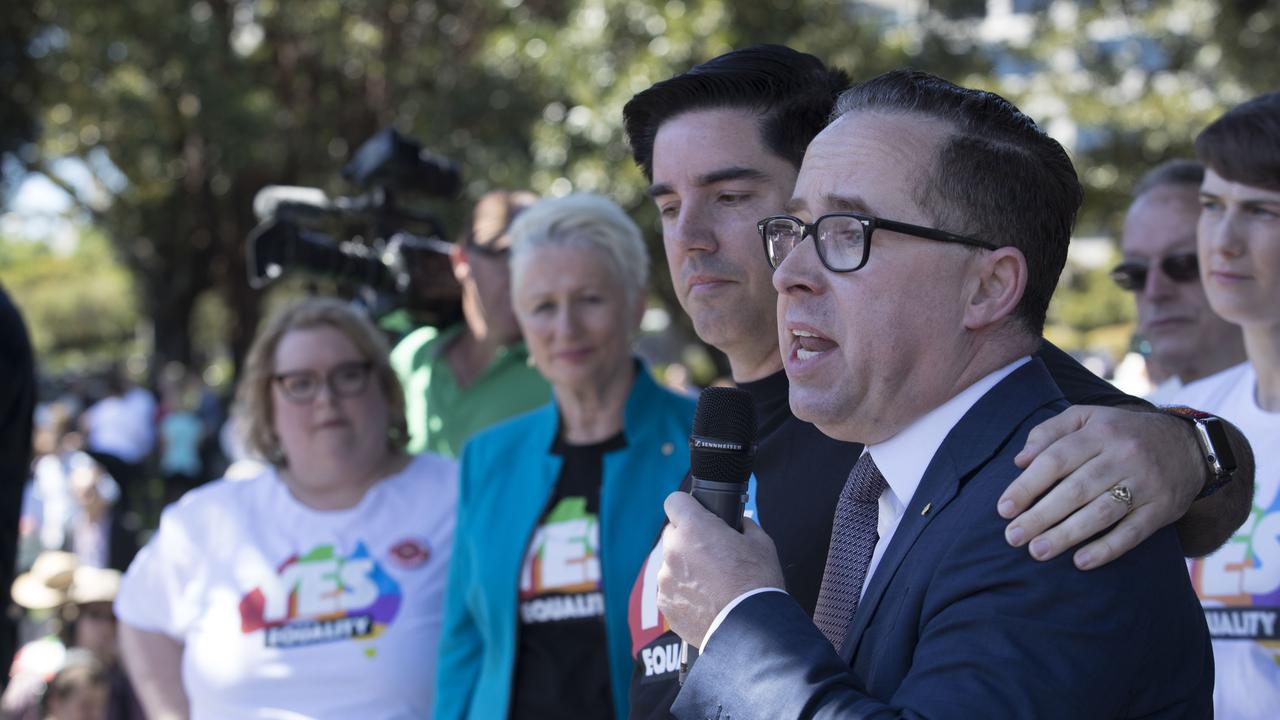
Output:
[115, 453, 456, 719]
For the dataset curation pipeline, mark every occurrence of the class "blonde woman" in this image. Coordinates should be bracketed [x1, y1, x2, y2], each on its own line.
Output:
[115, 298, 456, 719]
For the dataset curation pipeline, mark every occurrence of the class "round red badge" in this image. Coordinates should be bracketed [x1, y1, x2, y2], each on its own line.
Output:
[388, 537, 431, 569]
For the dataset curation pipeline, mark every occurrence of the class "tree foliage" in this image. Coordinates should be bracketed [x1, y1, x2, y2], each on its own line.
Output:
[0, 2, 42, 203]
[16, 0, 994, 378]
[0, 229, 139, 372]
[16, 0, 1265, 376]
[1001, 0, 1279, 351]
[1010, 0, 1279, 236]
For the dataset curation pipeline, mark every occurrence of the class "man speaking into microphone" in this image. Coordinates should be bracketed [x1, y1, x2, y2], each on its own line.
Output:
[656, 71, 1214, 718]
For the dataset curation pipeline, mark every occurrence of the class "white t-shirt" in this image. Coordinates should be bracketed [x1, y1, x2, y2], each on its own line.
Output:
[115, 453, 457, 720]
[1145, 375, 1184, 405]
[1171, 362, 1280, 720]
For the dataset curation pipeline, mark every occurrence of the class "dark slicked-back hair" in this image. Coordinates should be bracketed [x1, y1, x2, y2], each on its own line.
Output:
[1196, 91, 1280, 193]
[623, 44, 850, 179]
[1132, 159, 1204, 199]
[833, 70, 1082, 336]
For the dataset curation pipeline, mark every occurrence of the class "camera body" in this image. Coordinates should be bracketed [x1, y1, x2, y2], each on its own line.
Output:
[247, 129, 464, 327]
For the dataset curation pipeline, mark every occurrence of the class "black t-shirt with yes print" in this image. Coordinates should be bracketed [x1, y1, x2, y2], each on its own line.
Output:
[509, 430, 626, 720]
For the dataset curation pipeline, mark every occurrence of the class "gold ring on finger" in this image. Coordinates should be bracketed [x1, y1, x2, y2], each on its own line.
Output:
[1107, 484, 1133, 512]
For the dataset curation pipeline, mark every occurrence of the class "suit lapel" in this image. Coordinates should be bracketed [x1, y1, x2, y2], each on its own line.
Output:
[841, 359, 1065, 662]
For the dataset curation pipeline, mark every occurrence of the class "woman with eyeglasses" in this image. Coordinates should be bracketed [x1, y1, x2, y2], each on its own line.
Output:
[113, 297, 456, 719]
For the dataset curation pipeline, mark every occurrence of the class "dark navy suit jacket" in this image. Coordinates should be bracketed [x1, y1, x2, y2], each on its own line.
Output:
[673, 359, 1213, 719]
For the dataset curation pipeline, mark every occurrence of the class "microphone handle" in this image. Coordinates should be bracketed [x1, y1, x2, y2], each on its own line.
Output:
[679, 476, 748, 685]
[690, 476, 748, 529]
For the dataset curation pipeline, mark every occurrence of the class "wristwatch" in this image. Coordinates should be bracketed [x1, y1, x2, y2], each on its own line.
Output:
[1162, 406, 1237, 499]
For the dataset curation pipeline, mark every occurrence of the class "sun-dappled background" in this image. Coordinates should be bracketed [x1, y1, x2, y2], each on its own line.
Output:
[2, 0, 1277, 393]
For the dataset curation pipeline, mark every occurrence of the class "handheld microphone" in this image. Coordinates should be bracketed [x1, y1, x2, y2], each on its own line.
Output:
[679, 386, 757, 684]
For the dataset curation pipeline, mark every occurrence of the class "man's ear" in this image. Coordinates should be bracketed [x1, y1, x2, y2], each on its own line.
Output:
[449, 244, 471, 283]
[963, 246, 1027, 331]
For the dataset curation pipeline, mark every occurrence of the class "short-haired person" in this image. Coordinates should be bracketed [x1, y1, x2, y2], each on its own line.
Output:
[115, 297, 457, 718]
[434, 194, 695, 719]
[1112, 160, 1245, 400]
[1170, 91, 1280, 720]
[620, 45, 1254, 716]
[391, 190, 551, 458]
[658, 70, 1213, 718]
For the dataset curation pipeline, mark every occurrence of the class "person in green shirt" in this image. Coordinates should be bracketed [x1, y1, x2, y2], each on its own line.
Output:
[391, 190, 552, 458]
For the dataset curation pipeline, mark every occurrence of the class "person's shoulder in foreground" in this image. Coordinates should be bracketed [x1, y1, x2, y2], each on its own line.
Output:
[0, 283, 36, 683]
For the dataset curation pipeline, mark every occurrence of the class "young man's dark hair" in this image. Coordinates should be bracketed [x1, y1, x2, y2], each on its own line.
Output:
[834, 69, 1083, 336]
[1195, 90, 1280, 192]
[623, 44, 850, 178]
[1132, 158, 1204, 198]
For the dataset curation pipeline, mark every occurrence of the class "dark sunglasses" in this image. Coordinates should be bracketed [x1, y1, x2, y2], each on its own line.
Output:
[1110, 253, 1200, 291]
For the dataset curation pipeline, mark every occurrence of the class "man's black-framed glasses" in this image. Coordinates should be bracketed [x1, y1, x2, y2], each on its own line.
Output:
[1109, 253, 1200, 292]
[273, 361, 374, 404]
[757, 212, 997, 273]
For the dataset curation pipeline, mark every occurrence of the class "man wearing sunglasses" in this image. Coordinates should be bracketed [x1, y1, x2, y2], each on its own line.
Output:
[391, 190, 551, 459]
[658, 70, 1215, 718]
[1113, 160, 1245, 400]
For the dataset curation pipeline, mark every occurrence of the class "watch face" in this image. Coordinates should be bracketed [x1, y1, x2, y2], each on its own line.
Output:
[1202, 418, 1237, 472]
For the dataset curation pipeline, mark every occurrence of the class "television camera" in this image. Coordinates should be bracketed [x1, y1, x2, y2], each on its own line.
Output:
[246, 129, 465, 326]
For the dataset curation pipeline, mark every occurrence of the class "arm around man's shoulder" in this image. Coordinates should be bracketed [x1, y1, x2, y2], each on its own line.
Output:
[674, 416, 1212, 720]
[888, 482, 1212, 719]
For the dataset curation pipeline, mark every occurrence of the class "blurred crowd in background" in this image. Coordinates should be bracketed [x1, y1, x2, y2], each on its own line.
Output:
[1, 2, 1277, 718]
[2, 362, 242, 720]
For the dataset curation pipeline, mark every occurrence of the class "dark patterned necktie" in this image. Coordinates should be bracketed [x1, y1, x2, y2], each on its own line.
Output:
[812, 452, 888, 650]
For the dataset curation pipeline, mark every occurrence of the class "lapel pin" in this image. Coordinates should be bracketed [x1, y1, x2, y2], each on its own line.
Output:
[921, 502, 932, 516]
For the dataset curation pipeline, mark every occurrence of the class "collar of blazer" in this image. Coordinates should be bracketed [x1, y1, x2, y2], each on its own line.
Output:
[839, 357, 1067, 661]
